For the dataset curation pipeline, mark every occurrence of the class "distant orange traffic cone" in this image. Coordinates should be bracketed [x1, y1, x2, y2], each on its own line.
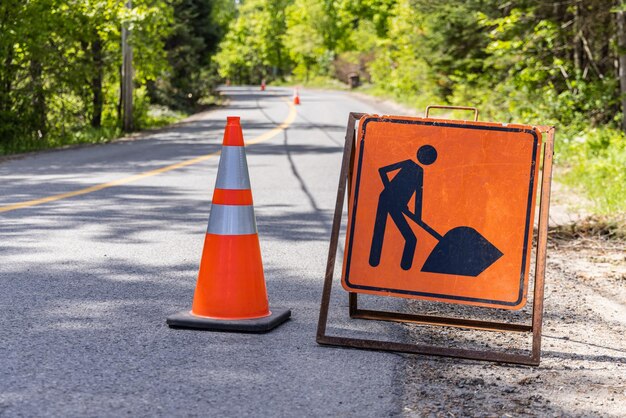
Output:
[167, 116, 291, 332]
[261, 79, 266, 91]
[293, 88, 301, 105]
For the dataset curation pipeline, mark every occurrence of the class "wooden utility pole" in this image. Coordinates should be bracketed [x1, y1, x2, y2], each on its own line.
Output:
[121, 0, 133, 132]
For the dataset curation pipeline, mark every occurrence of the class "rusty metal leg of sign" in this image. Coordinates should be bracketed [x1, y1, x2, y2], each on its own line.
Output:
[316, 115, 554, 366]
[316, 112, 362, 341]
[529, 126, 555, 365]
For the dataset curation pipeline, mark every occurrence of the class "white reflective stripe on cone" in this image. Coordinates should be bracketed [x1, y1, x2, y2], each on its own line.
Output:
[215, 146, 251, 190]
[207, 204, 257, 235]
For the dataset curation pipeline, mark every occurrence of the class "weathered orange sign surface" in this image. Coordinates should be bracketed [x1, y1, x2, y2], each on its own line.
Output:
[341, 115, 542, 310]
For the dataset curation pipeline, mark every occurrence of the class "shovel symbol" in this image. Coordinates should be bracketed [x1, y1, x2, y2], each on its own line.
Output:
[403, 211, 503, 277]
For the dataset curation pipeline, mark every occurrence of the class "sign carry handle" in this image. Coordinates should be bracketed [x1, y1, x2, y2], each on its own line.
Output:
[425, 105, 479, 121]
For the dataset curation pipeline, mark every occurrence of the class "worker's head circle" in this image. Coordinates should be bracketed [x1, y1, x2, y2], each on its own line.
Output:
[417, 145, 437, 165]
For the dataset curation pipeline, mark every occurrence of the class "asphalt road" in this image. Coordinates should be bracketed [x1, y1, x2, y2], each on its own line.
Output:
[0, 87, 410, 416]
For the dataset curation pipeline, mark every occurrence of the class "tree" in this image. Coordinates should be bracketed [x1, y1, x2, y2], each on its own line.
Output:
[150, 0, 234, 111]
[284, 0, 327, 80]
[0, 0, 174, 153]
[214, 0, 291, 84]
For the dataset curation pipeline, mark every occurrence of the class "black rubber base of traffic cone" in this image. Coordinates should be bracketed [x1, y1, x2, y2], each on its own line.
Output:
[166, 308, 291, 333]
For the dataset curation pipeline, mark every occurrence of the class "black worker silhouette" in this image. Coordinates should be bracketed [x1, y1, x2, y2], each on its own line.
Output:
[368, 145, 503, 276]
[369, 145, 437, 270]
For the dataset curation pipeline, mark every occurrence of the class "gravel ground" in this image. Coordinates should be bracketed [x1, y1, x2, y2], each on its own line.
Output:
[399, 186, 626, 416]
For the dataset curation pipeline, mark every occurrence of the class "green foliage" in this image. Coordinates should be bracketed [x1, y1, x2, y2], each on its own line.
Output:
[214, 0, 625, 213]
[340, 0, 396, 39]
[214, 0, 291, 84]
[284, 0, 328, 80]
[563, 128, 626, 213]
[152, 0, 235, 111]
[0, 0, 231, 155]
[367, 0, 437, 107]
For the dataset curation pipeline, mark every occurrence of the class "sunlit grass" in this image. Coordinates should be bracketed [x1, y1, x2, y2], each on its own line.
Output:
[560, 127, 626, 215]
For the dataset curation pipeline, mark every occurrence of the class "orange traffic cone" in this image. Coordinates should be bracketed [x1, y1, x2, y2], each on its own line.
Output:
[167, 116, 290, 332]
[293, 88, 300, 105]
[261, 79, 266, 91]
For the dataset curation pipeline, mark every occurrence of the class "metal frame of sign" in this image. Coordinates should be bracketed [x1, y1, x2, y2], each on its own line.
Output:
[316, 111, 555, 366]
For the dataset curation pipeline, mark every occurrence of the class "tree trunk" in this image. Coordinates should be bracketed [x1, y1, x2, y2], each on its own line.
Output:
[616, 1, 626, 132]
[117, 65, 122, 124]
[29, 58, 46, 138]
[91, 31, 103, 128]
[121, 0, 133, 132]
[573, 2, 582, 73]
[0, 48, 13, 114]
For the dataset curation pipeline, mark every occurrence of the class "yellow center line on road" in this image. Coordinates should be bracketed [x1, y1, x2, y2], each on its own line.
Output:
[0, 100, 297, 214]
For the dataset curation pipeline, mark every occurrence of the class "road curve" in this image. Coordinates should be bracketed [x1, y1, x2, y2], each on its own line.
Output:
[0, 87, 409, 417]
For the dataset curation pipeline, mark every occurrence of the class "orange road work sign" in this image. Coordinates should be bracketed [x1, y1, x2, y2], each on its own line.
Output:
[341, 115, 542, 310]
